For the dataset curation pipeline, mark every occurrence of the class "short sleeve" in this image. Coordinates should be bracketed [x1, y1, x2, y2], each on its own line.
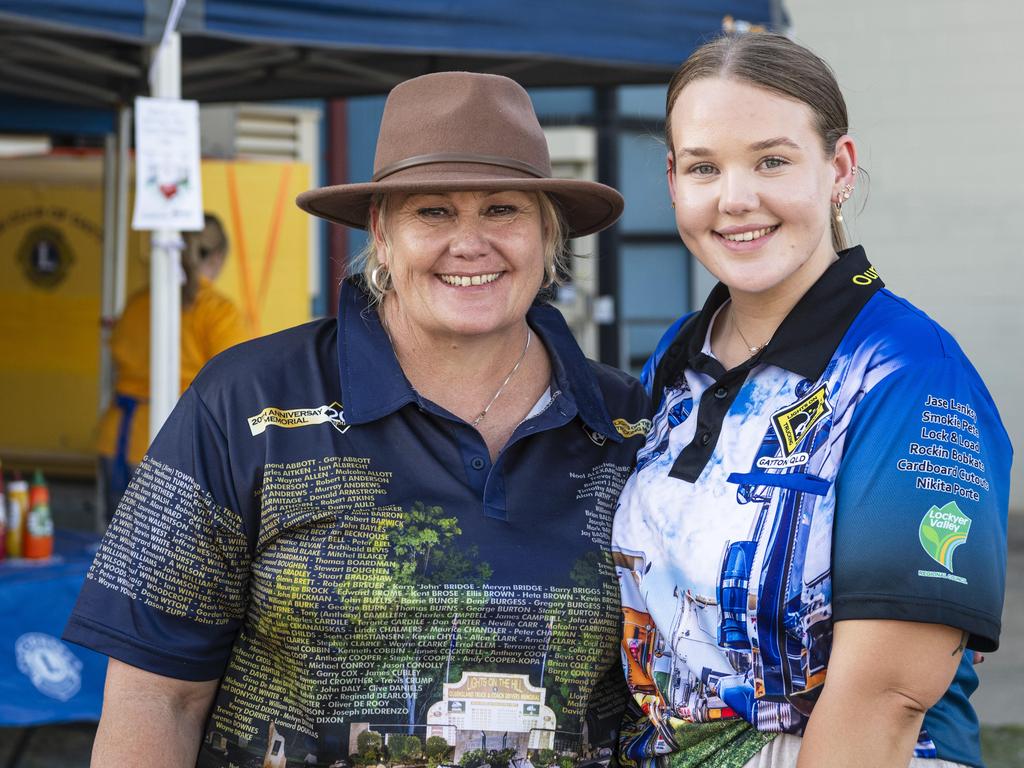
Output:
[833, 357, 1011, 652]
[64, 387, 252, 680]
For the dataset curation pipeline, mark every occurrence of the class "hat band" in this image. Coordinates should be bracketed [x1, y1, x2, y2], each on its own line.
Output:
[372, 152, 548, 182]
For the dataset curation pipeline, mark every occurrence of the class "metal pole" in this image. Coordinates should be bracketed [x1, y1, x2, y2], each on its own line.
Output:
[770, 0, 788, 33]
[96, 131, 117, 531]
[115, 105, 131, 315]
[148, 31, 182, 442]
[99, 133, 117, 415]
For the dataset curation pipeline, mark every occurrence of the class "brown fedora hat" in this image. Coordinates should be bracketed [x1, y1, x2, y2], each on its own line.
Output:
[296, 71, 623, 238]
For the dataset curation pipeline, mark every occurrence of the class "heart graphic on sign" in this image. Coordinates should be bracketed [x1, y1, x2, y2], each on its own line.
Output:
[158, 183, 179, 199]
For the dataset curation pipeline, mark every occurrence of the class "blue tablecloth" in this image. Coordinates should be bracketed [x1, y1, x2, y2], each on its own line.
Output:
[0, 530, 106, 726]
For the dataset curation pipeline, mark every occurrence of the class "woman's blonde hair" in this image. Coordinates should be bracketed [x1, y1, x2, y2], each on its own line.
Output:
[356, 191, 569, 304]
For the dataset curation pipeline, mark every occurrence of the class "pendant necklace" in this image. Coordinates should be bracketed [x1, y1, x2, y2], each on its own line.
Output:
[731, 310, 771, 355]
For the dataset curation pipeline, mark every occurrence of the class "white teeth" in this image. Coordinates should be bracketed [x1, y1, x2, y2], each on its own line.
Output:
[721, 226, 778, 242]
[439, 272, 501, 287]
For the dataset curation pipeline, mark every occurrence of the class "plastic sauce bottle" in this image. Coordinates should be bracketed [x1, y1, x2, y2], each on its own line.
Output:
[6, 471, 29, 558]
[23, 469, 54, 559]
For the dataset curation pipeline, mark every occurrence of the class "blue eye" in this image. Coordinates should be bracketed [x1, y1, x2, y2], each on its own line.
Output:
[760, 156, 788, 170]
[417, 207, 450, 218]
[487, 205, 518, 216]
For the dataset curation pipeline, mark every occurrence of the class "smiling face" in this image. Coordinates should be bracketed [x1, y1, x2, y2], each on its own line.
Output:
[667, 77, 855, 304]
[374, 190, 546, 343]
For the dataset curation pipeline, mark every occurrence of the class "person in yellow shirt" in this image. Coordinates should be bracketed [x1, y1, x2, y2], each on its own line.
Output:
[96, 213, 249, 516]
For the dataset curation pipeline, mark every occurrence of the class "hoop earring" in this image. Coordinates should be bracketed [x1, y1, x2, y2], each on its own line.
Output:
[370, 263, 391, 294]
[833, 183, 854, 224]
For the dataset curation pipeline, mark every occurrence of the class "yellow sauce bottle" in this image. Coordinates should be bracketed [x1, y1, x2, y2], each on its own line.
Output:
[6, 471, 28, 558]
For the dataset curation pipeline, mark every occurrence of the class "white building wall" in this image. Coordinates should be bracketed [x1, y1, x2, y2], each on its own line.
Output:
[787, 0, 1024, 512]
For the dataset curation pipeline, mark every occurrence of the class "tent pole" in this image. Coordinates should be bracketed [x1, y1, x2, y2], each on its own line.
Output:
[148, 31, 182, 444]
[115, 105, 131, 316]
[95, 105, 133, 530]
[99, 133, 117, 416]
[97, 130, 117, 531]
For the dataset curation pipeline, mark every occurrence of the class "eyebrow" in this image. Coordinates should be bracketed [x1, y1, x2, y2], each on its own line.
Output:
[748, 136, 801, 151]
[676, 136, 802, 159]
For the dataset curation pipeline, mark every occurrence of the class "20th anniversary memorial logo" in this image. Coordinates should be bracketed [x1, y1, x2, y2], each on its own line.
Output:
[247, 402, 350, 436]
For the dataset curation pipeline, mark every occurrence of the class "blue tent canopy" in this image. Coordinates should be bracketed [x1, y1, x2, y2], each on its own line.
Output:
[0, 0, 776, 107]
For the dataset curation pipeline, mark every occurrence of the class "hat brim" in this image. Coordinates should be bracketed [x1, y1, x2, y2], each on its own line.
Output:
[296, 175, 623, 238]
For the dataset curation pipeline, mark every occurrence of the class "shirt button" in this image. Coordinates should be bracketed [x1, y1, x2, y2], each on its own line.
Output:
[700, 431, 712, 446]
[714, 386, 728, 399]
[470, 457, 486, 470]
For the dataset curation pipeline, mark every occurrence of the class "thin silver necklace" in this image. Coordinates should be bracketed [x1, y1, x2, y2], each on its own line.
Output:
[472, 329, 531, 427]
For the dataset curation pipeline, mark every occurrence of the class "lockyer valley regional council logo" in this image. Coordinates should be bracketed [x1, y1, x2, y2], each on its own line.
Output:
[919, 500, 971, 572]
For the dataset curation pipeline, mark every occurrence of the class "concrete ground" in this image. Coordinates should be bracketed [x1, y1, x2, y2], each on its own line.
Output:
[1, 479, 1021, 766]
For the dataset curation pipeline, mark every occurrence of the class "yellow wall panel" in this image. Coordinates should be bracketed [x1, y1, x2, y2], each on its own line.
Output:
[0, 154, 313, 472]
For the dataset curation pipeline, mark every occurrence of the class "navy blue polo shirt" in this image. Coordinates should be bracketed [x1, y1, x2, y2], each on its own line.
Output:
[612, 247, 1010, 768]
[65, 279, 651, 767]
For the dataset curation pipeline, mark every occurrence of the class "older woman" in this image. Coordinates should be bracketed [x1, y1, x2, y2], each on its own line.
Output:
[612, 34, 1009, 768]
[66, 72, 650, 768]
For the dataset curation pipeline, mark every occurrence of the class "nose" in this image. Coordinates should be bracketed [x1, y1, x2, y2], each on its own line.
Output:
[718, 170, 759, 216]
[448, 216, 490, 259]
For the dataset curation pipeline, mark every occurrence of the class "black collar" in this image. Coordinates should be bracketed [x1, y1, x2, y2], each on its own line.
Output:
[655, 246, 884, 395]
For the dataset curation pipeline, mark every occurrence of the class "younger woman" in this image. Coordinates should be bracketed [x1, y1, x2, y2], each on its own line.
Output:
[613, 33, 1009, 768]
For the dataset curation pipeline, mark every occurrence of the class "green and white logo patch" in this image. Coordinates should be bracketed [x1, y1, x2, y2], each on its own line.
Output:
[919, 501, 971, 573]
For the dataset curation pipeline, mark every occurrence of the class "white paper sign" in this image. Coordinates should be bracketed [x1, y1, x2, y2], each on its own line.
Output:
[131, 97, 203, 231]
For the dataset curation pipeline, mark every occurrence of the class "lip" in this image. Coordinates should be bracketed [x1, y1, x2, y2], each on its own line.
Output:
[713, 225, 779, 252]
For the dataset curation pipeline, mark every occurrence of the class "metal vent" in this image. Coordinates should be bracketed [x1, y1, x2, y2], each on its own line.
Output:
[199, 104, 319, 163]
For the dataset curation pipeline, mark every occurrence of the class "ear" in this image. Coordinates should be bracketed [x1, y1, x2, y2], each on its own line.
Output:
[666, 150, 679, 207]
[369, 204, 388, 264]
[831, 134, 858, 201]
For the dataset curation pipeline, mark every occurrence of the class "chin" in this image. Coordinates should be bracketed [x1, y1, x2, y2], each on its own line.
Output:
[435, 314, 510, 339]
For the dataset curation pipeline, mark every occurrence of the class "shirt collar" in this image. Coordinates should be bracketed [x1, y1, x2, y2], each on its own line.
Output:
[671, 246, 884, 381]
[337, 279, 621, 441]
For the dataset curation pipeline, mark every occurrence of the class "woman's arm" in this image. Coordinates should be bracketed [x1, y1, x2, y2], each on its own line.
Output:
[91, 659, 219, 767]
[796, 619, 965, 768]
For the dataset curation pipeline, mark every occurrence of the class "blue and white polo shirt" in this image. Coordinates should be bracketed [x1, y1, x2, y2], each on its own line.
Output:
[612, 247, 1010, 768]
[65, 279, 651, 768]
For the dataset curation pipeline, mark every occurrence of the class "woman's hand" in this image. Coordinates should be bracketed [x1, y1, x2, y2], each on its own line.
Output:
[91, 658, 219, 767]
[797, 619, 966, 768]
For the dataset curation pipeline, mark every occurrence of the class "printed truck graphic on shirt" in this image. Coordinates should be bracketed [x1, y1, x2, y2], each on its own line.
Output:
[919, 501, 972, 572]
